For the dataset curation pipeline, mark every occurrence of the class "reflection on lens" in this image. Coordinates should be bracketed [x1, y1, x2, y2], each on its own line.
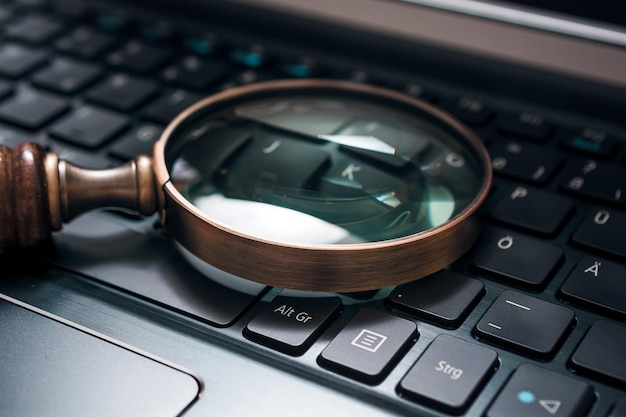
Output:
[168, 93, 483, 245]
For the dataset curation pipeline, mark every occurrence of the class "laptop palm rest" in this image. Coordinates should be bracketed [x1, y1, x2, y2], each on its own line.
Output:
[0, 295, 201, 417]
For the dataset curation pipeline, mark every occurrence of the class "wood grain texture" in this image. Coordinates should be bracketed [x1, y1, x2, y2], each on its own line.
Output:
[11, 143, 52, 247]
[0, 142, 157, 250]
[0, 145, 17, 247]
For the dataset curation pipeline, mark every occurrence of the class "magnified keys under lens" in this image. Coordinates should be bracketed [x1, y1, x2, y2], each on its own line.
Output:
[0, 80, 491, 292]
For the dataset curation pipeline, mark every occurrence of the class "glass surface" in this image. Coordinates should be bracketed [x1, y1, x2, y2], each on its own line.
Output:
[168, 91, 484, 245]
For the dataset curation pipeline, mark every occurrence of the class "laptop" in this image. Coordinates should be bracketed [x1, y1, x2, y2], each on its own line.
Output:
[1, 0, 625, 416]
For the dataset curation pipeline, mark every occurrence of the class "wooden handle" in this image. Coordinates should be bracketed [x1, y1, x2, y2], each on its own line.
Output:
[0, 142, 158, 249]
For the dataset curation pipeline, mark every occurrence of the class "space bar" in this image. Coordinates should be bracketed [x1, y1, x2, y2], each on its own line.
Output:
[42, 212, 266, 327]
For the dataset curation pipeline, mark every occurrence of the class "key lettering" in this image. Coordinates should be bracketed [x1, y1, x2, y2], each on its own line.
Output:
[341, 163, 362, 181]
[594, 210, 610, 225]
[262, 140, 282, 154]
[584, 261, 601, 277]
[435, 361, 463, 381]
[492, 157, 507, 170]
[497, 236, 514, 250]
[568, 177, 584, 190]
[531, 166, 545, 180]
[274, 304, 295, 317]
[511, 187, 528, 200]
[582, 160, 597, 174]
[445, 153, 465, 168]
[295, 311, 313, 323]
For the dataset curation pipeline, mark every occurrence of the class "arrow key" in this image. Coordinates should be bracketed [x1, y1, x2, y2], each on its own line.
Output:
[487, 364, 594, 417]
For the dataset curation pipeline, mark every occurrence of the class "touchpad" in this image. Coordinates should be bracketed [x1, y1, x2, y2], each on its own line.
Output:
[0, 295, 200, 417]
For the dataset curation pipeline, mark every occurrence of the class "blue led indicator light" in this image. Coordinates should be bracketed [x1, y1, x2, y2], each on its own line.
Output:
[517, 390, 536, 404]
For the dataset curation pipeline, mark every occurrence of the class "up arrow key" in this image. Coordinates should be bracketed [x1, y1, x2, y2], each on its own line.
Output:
[539, 399, 562, 415]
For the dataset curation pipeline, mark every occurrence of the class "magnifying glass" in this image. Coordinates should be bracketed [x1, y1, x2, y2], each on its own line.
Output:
[0, 79, 491, 292]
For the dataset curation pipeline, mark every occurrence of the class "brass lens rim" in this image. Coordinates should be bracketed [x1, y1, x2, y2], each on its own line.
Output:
[153, 79, 492, 292]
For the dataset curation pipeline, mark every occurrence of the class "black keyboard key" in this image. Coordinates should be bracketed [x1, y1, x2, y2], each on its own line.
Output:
[560, 256, 626, 317]
[244, 294, 342, 355]
[230, 44, 270, 68]
[13, 0, 47, 9]
[487, 364, 594, 417]
[50, 0, 91, 22]
[142, 89, 202, 125]
[559, 127, 620, 158]
[387, 270, 484, 329]
[337, 68, 375, 84]
[95, 10, 131, 33]
[221, 136, 330, 191]
[55, 26, 117, 59]
[161, 56, 229, 90]
[572, 208, 626, 259]
[473, 230, 563, 288]
[0, 125, 45, 148]
[85, 73, 158, 111]
[0, 6, 13, 25]
[399, 82, 431, 100]
[219, 69, 278, 89]
[280, 56, 322, 78]
[318, 308, 417, 385]
[609, 399, 626, 417]
[4, 15, 64, 44]
[323, 154, 405, 190]
[440, 96, 493, 126]
[138, 20, 175, 43]
[0, 43, 48, 78]
[0, 80, 13, 100]
[109, 123, 163, 160]
[475, 290, 574, 359]
[491, 186, 574, 235]
[183, 32, 219, 56]
[497, 111, 554, 141]
[106, 40, 173, 74]
[398, 335, 498, 414]
[0, 89, 68, 129]
[50, 106, 129, 148]
[570, 320, 626, 386]
[32, 57, 102, 95]
[562, 159, 626, 205]
[50, 144, 111, 169]
[490, 139, 562, 184]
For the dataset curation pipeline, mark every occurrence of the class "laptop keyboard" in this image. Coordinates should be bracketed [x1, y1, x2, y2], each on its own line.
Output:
[0, 1, 625, 416]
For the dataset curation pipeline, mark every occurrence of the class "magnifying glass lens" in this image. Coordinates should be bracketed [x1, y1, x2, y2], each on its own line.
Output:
[167, 91, 484, 246]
